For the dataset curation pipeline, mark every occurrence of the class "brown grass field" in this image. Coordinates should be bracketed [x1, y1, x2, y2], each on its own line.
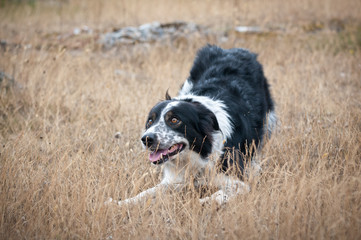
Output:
[1, 0, 361, 239]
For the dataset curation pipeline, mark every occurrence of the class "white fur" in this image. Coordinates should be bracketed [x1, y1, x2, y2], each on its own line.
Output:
[161, 151, 206, 184]
[178, 79, 193, 96]
[210, 131, 225, 160]
[266, 110, 277, 136]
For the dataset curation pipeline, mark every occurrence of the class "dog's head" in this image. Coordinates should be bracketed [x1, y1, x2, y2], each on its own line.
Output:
[141, 95, 220, 165]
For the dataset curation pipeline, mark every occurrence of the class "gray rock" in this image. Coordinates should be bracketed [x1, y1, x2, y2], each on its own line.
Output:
[100, 21, 204, 48]
[234, 26, 262, 33]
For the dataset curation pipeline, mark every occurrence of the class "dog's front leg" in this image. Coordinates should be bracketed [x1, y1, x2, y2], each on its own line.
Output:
[105, 183, 167, 207]
[118, 183, 166, 206]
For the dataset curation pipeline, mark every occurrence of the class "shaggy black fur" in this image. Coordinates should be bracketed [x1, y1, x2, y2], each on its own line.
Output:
[185, 45, 274, 172]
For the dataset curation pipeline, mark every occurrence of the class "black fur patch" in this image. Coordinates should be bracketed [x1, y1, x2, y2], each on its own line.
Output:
[169, 101, 219, 158]
[187, 45, 274, 172]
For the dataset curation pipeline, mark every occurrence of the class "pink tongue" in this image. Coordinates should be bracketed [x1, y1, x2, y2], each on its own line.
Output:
[149, 149, 168, 162]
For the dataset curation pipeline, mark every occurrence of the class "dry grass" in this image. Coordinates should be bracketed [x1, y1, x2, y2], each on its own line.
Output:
[1, 0, 361, 239]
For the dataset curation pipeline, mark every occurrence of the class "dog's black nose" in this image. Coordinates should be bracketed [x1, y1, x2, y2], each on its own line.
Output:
[141, 133, 156, 147]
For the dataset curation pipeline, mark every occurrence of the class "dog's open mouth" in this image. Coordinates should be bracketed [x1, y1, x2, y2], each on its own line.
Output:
[149, 143, 186, 164]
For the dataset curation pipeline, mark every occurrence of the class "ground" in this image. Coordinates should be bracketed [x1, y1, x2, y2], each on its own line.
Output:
[0, 0, 361, 239]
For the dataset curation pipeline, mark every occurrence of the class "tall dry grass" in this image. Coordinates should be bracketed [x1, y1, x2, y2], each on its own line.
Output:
[1, 0, 361, 239]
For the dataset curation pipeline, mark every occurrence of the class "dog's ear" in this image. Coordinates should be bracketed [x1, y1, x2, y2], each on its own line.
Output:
[165, 89, 172, 100]
[191, 101, 220, 132]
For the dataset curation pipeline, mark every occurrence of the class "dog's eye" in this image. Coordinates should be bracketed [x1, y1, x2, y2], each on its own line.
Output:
[147, 119, 153, 127]
[170, 117, 179, 124]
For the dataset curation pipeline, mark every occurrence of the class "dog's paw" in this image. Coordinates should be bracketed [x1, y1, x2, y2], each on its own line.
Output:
[213, 190, 230, 205]
[105, 197, 124, 206]
[199, 190, 229, 205]
[117, 200, 125, 207]
[104, 197, 127, 208]
[104, 197, 114, 205]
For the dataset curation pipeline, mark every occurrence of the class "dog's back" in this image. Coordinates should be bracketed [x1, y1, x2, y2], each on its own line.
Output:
[180, 45, 275, 173]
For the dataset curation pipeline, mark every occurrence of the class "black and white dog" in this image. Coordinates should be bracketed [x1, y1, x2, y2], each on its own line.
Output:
[112, 45, 276, 205]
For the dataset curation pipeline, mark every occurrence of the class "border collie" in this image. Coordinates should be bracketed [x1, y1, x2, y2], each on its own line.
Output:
[111, 45, 276, 205]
